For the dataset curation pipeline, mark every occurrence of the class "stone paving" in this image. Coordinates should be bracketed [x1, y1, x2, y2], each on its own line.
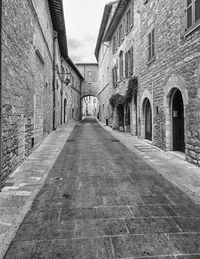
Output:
[0, 123, 75, 258]
[99, 122, 200, 205]
[3, 118, 200, 258]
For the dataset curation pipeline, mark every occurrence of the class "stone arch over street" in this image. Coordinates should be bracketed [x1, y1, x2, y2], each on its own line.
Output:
[81, 95, 99, 118]
[164, 74, 188, 151]
[140, 90, 153, 141]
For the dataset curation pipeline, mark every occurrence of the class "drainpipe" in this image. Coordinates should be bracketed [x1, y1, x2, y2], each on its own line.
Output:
[52, 31, 58, 130]
[60, 88, 63, 124]
[79, 80, 82, 120]
[0, 0, 2, 177]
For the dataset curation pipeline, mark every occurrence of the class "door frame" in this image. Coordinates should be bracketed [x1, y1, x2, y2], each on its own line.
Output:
[171, 89, 185, 151]
[144, 99, 152, 141]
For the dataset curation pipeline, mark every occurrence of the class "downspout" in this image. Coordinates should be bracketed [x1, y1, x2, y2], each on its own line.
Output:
[79, 80, 82, 120]
[52, 31, 58, 130]
[60, 88, 63, 124]
[0, 0, 2, 177]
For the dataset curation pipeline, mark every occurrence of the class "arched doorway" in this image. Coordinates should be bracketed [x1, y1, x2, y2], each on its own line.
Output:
[144, 99, 152, 141]
[172, 89, 185, 151]
[64, 99, 67, 123]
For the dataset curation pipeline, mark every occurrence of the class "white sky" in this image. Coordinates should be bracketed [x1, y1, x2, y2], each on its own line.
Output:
[63, 0, 112, 63]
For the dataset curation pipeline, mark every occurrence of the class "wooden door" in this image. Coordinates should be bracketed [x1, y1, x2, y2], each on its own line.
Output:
[145, 100, 152, 141]
[172, 90, 185, 151]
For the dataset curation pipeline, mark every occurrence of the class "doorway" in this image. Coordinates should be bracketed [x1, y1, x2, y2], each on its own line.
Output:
[145, 99, 152, 141]
[172, 89, 185, 151]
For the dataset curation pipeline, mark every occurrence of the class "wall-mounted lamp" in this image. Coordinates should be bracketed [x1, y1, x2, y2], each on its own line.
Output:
[58, 72, 72, 86]
[64, 78, 70, 86]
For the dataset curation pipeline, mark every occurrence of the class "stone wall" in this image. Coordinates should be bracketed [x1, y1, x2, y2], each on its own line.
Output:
[62, 60, 82, 123]
[76, 64, 99, 99]
[2, 0, 53, 180]
[97, 0, 200, 165]
[136, 0, 200, 163]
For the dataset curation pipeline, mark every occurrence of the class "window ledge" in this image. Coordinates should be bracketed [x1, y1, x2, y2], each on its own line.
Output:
[185, 22, 200, 37]
[147, 56, 156, 66]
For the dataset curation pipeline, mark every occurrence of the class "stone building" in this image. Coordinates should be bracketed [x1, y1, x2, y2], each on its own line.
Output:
[95, 1, 119, 125]
[61, 58, 83, 124]
[76, 63, 99, 117]
[1, 0, 83, 181]
[96, 0, 200, 165]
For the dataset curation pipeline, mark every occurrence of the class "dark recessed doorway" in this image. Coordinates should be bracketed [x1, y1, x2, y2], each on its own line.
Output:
[172, 89, 185, 152]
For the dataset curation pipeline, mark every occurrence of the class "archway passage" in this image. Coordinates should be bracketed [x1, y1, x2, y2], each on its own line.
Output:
[81, 96, 99, 118]
[172, 89, 185, 152]
[145, 99, 152, 141]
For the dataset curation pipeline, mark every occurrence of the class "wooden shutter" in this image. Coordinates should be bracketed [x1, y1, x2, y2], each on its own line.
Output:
[148, 33, 151, 60]
[152, 29, 155, 58]
[112, 68, 115, 86]
[130, 47, 133, 75]
[186, 0, 192, 28]
[125, 52, 128, 77]
[195, 0, 200, 22]
[131, 1, 134, 27]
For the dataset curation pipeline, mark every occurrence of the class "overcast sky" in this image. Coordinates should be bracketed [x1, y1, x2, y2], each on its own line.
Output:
[63, 0, 112, 64]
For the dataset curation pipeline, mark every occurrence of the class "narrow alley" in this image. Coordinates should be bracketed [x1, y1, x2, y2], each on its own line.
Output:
[4, 118, 200, 258]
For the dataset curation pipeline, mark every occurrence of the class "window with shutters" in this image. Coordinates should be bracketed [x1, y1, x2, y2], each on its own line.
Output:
[119, 51, 124, 79]
[125, 1, 134, 35]
[113, 35, 117, 54]
[118, 24, 123, 46]
[112, 66, 118, 88]
[126, 9, 131, 33]
[186, 0, 200, 31]
[125, 47, 133, 78]
[148, 29, 155, 62]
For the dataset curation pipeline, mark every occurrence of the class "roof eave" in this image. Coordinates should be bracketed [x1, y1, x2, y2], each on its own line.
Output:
[48, 0, 68, 58]
[103, 0, 129, 42]
[94, 2, 116, 60]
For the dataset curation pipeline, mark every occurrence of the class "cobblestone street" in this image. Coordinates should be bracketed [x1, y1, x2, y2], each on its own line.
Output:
[4, 118, 200, 258]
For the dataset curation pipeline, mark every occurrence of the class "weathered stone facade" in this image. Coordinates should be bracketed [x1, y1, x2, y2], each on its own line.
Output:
[1, 0, 83, 181]
[95, 2, 118, 124]
[62, 59, 83, 123]
[76, 63, 99, 99]
[96, 0, 200, 165]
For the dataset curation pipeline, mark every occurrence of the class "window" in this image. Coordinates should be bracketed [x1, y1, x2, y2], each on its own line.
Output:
[71, 75, 74, 86]
[148, 29, 155, 61]
[125, 47, 133, 77]
[126, 9, 131, 33]
[119, 51, 124, 79]
[118, 24, 123, 45]
[186, 0, 200, 30]
[126, 2, 134, 34]
[113, 35, 117, 53]
[112, 66, 118, 87]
